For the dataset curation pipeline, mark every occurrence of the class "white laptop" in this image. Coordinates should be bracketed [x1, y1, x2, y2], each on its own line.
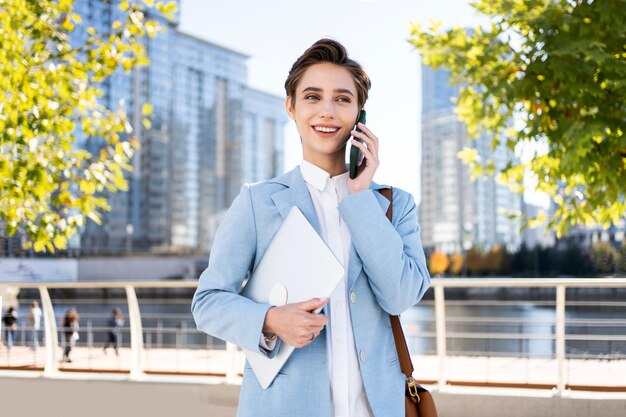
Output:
[240, 206, 344, 389]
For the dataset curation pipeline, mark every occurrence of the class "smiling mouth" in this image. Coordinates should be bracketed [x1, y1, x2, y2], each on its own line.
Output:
[313, 126, 339, 133]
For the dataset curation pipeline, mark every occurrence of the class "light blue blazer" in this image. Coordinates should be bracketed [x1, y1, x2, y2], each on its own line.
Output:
[192, 166, 431, 417]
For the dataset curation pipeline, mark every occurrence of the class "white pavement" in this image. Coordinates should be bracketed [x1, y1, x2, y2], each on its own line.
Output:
[1, 345, 625, 391]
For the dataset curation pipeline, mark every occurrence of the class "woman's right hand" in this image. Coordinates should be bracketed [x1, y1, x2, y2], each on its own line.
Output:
[262, 298, 329, 348]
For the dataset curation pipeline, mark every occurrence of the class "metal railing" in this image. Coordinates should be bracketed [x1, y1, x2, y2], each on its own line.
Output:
[429, 278, 626, 393]
[1, 277, 626, 394]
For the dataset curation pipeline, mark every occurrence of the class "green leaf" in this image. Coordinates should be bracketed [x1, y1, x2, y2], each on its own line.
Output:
[53, 235, 67, 250]
[457, 147, 480, 164]
[62, 17, 75, 32]
[142, 103, 153, 116]
[34, 241, 46, 252]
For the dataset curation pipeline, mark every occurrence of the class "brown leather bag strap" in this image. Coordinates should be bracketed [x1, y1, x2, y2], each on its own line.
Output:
[391, 315, 415, 378]
[379, 187, 393, 221]
[379, 188, 415, 379]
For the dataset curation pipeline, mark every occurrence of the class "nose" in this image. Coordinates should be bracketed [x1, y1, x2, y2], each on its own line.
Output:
[319, 99, 335, 119]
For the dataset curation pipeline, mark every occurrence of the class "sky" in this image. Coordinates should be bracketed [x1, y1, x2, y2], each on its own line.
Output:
[178, 0, 482, 203]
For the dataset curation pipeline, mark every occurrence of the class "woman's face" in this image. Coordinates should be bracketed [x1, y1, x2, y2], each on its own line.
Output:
[286, 63, 360, 165]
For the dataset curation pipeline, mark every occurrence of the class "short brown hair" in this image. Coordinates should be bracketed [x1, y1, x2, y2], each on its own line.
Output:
[285, 38, 371, 109]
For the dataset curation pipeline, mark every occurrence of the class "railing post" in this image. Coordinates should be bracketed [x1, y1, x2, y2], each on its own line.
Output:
[38, 286, 59, 376]
[157, 320, 163, 348]
[555, 285, 566, 394]
[87, 319, 93, 348]
[125, 285, 145, 379]
[226, 342, 238, 383]
[434, 285, 447, 387]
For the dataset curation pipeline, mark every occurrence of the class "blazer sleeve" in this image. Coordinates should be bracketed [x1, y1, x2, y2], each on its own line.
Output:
[338, 188, 431, 315]
[191, 184, 279, 357]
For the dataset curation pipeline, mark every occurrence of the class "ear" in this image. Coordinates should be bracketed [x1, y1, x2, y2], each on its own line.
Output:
[285, 96, 295, 120]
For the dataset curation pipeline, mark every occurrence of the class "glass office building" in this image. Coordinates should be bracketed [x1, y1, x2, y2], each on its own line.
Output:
[75, 0, 287, 255]
[420, 66, 520, 253]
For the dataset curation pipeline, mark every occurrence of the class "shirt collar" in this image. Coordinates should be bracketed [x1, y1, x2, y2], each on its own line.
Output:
[300, 160, 349, 193]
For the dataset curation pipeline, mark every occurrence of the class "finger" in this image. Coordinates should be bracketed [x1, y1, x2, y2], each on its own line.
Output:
[304, 313, 328, 326]
[298, 337, 314, 348]
[358, 150, 365, 165]
[307, 316, 328, 328]
[351, 130, 378, 155]
[307, 324, 325, 333]
[357, 122, 378, 141]
[355, 124, 378, 150]
[298, 331, 316, 345]
[298, 297, 328, 312]
[351, 139, 376, 163]
[350, 129, 372, 145]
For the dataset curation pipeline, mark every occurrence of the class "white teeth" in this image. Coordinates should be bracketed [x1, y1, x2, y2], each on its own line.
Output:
[314, 126, 338, 133]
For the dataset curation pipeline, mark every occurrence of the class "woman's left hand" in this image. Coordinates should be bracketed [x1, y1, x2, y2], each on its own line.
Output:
[347, 122, 380, 194]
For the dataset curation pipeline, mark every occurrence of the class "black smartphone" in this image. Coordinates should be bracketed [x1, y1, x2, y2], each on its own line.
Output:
[349, 110, 367, 179]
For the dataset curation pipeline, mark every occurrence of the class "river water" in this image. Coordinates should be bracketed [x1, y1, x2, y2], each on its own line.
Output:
[9, 286, 626, 359]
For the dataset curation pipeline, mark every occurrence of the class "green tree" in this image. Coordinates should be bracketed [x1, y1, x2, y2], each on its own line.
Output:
[589, 241, 619, 274]
[483, 244, 511, 275]
[0, 0, 176, 253]
[466, 247, 486, 275]
[617, 242, 626, 274]
[510, 243, 532, 276]
[559, 241, 586, 276]
[409, 0, 626, 238]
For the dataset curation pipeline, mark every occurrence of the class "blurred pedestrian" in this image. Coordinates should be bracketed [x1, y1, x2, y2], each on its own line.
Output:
[62, 308, 79, 363]
[2, 307, 18, 351]
[103, 307, 124, 355]
[28, 301, 43, 350]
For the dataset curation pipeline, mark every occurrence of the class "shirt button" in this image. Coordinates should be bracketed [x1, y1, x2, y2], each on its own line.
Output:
[350, 292, 356, 304]
[359, 351, 365, 362]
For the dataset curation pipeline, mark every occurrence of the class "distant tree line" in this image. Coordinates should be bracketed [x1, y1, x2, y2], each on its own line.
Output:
[427, 242, 626, 277]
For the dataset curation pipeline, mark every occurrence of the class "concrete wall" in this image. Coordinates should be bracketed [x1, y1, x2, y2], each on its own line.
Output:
[1, 376, 624, 417]
[78, 257, 206, 280]
[0, 257, 208, 282]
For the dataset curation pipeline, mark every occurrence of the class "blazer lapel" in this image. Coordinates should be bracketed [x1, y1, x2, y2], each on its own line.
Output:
[269, 167, 321, 235]
[347, 245, 363, 291]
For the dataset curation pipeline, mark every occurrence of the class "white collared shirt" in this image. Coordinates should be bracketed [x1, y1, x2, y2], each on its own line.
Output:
[300, 159, 374, 417]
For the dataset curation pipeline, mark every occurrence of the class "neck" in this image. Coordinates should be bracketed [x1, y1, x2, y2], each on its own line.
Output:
[303, 155, 347, 177]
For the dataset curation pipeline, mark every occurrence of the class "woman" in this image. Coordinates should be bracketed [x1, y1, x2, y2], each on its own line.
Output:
[2, 307, 18, 351]
[62, 308, 79, 363]
[192, 39, 431, 417]
[103, 307, 124, 355]
[28, 300, 42, 350]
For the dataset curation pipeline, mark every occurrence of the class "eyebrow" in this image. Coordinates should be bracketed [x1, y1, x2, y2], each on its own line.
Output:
[301, 87, 355, 97]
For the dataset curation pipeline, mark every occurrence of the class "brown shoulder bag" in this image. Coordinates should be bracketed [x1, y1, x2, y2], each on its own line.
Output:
[379, 188, 439, 417]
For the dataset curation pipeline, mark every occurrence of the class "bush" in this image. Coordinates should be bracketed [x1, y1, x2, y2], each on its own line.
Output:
[617, 243, 626, 275]
[466, 248, 485, 276]
[428, 251, 450, 276]
[448, 253, 465, 276]
[589, 242, 619, 274]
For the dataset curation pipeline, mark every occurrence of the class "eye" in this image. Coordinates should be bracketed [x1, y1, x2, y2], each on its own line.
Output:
[304, 94, 320, 100]
[336, 96, 352, 103]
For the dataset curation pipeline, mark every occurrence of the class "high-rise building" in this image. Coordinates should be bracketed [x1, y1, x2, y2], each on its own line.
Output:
[75, 0, 287, 255]
[521, 202, 555, 249]
[420, 66, 520, 253]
